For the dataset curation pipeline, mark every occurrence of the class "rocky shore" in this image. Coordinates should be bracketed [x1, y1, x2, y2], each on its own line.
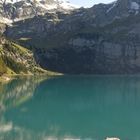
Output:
[0, 75, 11, 83]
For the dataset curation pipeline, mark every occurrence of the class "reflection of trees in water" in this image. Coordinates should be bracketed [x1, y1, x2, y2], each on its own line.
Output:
[0, 76, 50, 140]
[0, 76, 47, 111]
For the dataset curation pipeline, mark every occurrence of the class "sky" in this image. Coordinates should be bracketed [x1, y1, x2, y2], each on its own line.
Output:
[69, 0, 114, 7]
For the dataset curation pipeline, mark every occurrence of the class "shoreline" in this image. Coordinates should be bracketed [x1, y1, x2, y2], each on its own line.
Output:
[0, 75, 11, 83]
[0, 72, 63, 83]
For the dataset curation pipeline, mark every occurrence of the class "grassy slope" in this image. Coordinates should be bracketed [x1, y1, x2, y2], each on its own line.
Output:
[0, 38, 60, 81]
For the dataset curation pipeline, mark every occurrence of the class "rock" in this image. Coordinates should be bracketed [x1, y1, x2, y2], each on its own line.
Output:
[2, 76, 10, 81]
[105, 138, 120, 140]
[0, 122, 13, 132]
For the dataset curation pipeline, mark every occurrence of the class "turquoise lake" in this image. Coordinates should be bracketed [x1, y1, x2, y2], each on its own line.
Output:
[0, 75, 140, 140]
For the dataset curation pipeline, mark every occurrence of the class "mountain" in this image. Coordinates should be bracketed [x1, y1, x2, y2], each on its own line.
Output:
[0, 0, 78, 24]
[4, 0, 140, 74]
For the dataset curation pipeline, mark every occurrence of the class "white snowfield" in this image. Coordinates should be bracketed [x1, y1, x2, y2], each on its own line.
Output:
[0, 0, 79, 24]
[0, 0, 79, 9]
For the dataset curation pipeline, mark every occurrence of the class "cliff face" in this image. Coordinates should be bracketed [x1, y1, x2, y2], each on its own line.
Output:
[5, 0, 140, 74]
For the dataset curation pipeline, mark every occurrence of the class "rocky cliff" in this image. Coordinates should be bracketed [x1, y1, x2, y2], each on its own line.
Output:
[4, 0, 140, 74]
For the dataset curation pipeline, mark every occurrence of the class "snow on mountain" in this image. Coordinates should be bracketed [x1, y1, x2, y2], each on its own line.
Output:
[34, 0, 79, 10]
[56, 0, 80, 9]
[0, 0, 79, 24]
[131, 1, 139, 10]
[106, 1, 117, 13]
[106, 0, 140, 15]
[0, 0, 78, 9]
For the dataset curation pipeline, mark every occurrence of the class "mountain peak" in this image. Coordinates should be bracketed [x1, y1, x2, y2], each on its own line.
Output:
[106, 0, 140, 15]
[0, 0, 79, 24]
[118, 0, 140, 9]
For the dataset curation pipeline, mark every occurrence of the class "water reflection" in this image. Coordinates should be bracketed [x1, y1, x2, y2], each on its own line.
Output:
[0, 76, 46, 111]
[0, 76, 140, 140]
[0, 76, 48, 140]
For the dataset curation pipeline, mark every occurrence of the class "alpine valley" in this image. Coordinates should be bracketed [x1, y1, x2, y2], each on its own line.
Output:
[1, 0, 140, 74]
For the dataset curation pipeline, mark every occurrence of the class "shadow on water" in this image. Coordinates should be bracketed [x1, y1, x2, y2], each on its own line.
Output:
[0, 75, 140, 139]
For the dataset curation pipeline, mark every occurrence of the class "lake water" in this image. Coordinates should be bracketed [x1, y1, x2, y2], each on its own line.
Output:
[0, 75, 140, 140]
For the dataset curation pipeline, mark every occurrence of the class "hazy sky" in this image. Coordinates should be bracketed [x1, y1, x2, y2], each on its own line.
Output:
[69, 0, 114, 7]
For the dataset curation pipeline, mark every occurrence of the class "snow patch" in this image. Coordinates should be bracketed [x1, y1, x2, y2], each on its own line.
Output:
[2, 0, 21, 4]
[0, 17, 13, 24]
[25, 2, 32, 6]
[0, 0, 79, 24]
[58, 0, 79, 9]
[131, 2, 139, 10]
[44, 4, 57, 10]
[106, 1, 117, 13]
[36, 2, 57, 10]
[1, 0, 79, 10]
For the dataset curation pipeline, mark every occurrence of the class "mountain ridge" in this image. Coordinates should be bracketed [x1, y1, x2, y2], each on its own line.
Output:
[2, 0, 140, 74]
[0, 0, 78, 24]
